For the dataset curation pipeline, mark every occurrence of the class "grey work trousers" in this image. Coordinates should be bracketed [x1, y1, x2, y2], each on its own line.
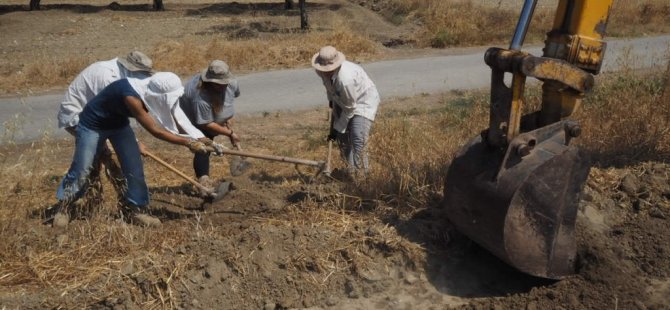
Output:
[336, 115, 373, 174]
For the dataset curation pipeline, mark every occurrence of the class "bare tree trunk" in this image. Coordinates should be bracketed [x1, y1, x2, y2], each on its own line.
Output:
[153, 0, 164, 11]
[299, 0, 309, 30]
[285, 0, 294, 10]
[29, 0, 40, 10]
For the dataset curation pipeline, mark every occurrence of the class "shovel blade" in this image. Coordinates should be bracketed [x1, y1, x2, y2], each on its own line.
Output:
[442, 121, 590, 279]
[209, 181, 232, 202]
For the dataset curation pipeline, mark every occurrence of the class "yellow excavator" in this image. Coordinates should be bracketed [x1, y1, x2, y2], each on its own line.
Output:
[443, 0, 614, 279]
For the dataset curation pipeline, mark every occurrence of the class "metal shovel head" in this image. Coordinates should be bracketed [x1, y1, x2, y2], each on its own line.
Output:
[209, 181, 232, 202]
[442, 122, 590, 279]
[229, 156, 252, 176]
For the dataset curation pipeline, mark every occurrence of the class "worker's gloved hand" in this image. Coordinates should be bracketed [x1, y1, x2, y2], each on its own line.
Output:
[211, 142, 226, 156]
[229, 132, 240, 147]
[198, 137, 214, 145]
[327, 128, 338, 142]
[197, 137, 225, 155]
[187, 140, 208, 154]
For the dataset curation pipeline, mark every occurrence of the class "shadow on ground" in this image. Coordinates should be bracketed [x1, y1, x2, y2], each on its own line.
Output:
[386, 206, 555, 298]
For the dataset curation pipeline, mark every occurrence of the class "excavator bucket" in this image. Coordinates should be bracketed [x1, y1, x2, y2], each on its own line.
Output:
[443, 120, 590, 279]
[440, 0, 613, 279]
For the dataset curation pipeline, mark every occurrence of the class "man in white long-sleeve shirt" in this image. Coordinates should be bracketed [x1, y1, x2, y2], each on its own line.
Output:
[55, 51, 158, 208]
[312, 46, 380, 177]
[58, 51, 155, 133]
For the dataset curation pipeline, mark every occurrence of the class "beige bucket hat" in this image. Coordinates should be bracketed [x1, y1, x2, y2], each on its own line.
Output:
[312, 46, 345, 72]
[201, 60, 234, 85]
[118, 51, 155, 73]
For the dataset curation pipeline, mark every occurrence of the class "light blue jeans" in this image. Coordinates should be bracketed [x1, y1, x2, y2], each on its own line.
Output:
[56, 124, 148, 208]
[337, 115, 373, 174]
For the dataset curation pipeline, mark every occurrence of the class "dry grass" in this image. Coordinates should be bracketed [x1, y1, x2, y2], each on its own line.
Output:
[380, 0, 670, 48]
[152, 26, 380, 76]
[577, 68, 670, 167]
[0, 56, 94, 96]
[609, 0, 670, 37]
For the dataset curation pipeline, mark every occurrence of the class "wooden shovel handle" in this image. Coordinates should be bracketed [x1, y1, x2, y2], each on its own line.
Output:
[206, 146, 323, 167]
[142, 149, 210, 193]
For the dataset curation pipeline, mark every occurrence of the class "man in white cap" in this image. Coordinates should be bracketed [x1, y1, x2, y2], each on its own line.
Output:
[179, 60, 241, 193]
[312, 46, 380, 177]
[56, 51, 156, 206]
[52, 72, 213, 228]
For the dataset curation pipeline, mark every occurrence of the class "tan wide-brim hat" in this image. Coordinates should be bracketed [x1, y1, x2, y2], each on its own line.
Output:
[312, 46, 345, 72]
[201, 60, 235, 85]
[118, 51, 155, 73]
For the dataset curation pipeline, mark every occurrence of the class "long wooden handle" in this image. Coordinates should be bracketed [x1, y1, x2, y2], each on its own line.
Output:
[143, 149, 210, 192]
[325, 140, 332, 173]
[325, 109, 333, 173]
[207, 146, 324, 167]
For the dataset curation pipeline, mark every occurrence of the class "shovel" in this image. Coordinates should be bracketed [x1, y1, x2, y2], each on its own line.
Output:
[323, 108, 334, 177]
[323, 140, 332, 177]
[228, 143, 252, 176]
[143, 149, 231, 202]
[206, 146, 328, 176]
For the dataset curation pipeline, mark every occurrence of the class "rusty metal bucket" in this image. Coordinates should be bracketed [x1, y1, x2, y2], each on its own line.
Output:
[442, 120, 590, 279]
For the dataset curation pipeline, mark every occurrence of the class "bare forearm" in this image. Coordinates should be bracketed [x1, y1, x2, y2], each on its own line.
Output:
[201, 122, 234, 137]
[149, 128, 190, 146]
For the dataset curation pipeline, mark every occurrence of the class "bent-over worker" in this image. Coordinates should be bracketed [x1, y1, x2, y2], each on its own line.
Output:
[53, 72, 212, 228]
[56, 51, 155, 205]
[179, 60, 241, 193]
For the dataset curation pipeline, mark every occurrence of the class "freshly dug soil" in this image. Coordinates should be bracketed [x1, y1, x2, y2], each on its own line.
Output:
[2, 160, 667, 309]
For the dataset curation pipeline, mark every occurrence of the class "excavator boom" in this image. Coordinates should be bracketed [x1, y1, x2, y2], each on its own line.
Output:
[442, 0, 613, 279]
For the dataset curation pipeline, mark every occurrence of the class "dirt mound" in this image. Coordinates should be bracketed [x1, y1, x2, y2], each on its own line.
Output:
[466, 162, 670, 309]
[0, 153, 668, 309]
[132, 162, 670, 309]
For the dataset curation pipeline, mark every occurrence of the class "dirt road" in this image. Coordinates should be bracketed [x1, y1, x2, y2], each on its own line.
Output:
[1, 35, 668, 142]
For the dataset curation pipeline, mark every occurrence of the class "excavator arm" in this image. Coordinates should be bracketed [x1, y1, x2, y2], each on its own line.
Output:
[442, 0, 613, 279]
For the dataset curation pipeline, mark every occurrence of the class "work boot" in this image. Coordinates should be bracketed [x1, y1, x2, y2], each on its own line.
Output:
[52, 202, 71, 228]
[122, 205, 161, 227]
[131, 212, 162, 228]
[198, 175, 215, 198]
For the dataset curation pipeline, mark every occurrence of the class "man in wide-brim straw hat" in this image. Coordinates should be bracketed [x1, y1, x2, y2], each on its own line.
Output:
[312, 45, 380, 177]
[179, 59, 242, 195]
[54, 51, 157, 213]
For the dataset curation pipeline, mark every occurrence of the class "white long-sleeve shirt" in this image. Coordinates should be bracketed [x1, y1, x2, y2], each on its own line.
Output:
[57, 58, 149, 129]
[319, 61, 379, 133]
